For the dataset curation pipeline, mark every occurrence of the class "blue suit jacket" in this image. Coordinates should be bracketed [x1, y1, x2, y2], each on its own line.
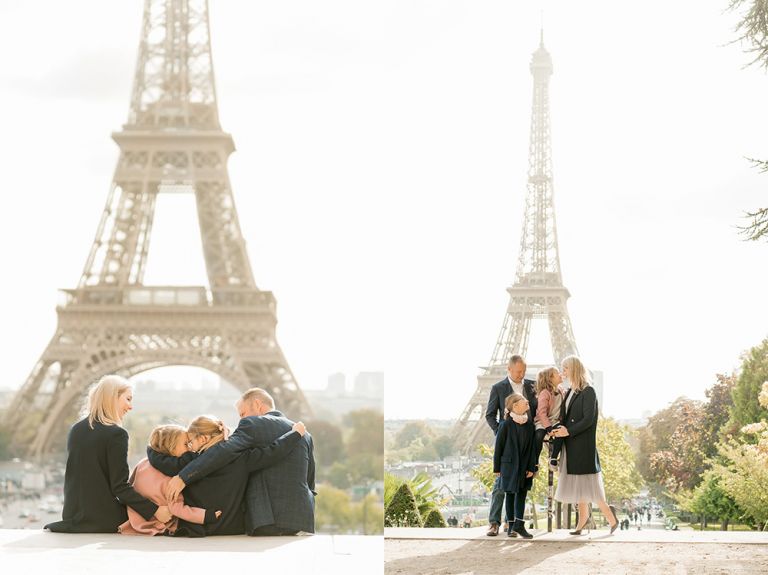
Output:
[485, 377, 537, 434]
[179, 411, 316, 534]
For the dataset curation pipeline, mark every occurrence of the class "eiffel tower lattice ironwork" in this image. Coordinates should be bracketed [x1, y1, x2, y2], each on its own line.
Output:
[7, 0, 311, 457]
[455, 34, 579, 454]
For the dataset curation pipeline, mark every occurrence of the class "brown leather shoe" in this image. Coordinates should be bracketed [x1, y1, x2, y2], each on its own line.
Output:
[486, 523, 499, 536]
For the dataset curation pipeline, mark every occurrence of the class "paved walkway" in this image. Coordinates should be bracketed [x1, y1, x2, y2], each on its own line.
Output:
[0, 529, 383, 573]
[385, 527, 768, 574]
[386, 525, 768, 544]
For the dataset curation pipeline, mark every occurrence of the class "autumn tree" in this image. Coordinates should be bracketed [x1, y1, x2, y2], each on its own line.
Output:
[727, 338, 768, 430]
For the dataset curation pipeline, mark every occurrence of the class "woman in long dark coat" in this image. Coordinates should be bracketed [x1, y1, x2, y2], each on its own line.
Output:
[493, 392, 537, 539]
[45, 375, 170, 533]
[146, 414, 305, 536]
[551, 355, 619, 535]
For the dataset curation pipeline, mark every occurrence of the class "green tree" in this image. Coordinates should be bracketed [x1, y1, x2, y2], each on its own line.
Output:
[315, 484, 357, 532]
[385, 482, 423, 527]
[433, 435, 457, 460]
[423, 508, 447, 528]
[712, 381, 768, 530]
[728, 339, 768, 430]
[678, 470, 742, 530]
[307, 419, 345, 467]
[353, 493, 384, 534]
[408, 472, 447, 519]
[394, 421, 435, 450]
[344, 409, 383, 485]
[596, 418, 644, 502]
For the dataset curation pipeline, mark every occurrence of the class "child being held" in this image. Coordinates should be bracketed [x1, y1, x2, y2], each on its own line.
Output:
[118, 424, 221, 535]
[534, 367, 565, 469]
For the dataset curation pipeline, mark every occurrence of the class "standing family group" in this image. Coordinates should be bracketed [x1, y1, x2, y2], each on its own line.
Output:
[488, 354, 618, 538]
[45, 375, 316, 537]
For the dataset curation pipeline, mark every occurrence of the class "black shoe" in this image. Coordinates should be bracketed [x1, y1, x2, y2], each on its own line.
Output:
[511, 519, 533, 539]
[506, 525, 518, 537]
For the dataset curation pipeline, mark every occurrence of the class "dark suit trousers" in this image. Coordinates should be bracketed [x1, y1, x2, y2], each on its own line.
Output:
[251, 524, 299, 536]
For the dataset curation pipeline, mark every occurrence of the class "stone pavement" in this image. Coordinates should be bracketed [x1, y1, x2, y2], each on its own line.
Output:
[0, 529, 383, 574]
[385, 527, 768, 574]
[385, 525, 768, 544]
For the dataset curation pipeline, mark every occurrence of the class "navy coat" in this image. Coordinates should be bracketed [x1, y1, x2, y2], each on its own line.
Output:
[493, 417, 537, 494]
[485, 378, 537, 434]
[148, 430, 302, 536]
[178, 411, 316, 534]
[45, 419, 158, 533]
[561, 385, 601, 475]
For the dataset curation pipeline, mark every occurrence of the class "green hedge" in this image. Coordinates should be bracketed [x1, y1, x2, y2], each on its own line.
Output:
[385, 482, 423, 527]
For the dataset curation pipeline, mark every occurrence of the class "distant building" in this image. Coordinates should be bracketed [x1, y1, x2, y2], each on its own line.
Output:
[591, 370, 604, 411]
[353, 372, 384, 398]
[327, 372, 347, 396]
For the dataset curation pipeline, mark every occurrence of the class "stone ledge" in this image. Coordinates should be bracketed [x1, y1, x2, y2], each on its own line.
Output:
[0, 529, 383, 573]
[385, 526, 768, 545]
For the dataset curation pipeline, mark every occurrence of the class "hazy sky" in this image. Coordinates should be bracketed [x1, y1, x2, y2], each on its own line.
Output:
[0, 1, 766, 422]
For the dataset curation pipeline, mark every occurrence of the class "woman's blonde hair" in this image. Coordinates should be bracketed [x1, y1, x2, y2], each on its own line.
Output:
[504, 392, 526, 418]
[536, 367, 559, 395]
[562, 355, 591, 391]
[187, 415, 226, 451]
[149, 424, 187, 456]
[84, 375, 132, 428]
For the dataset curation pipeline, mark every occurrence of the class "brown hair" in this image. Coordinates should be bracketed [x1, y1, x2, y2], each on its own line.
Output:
[536, 367, 559, 396]
[187, 415, 226, 451]
[149, 424, 187, 456]
[504, 392, 526, 419]
[508, 355, 526, 367]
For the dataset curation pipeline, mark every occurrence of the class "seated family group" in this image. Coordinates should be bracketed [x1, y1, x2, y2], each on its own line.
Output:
[45, 376, 316, 537]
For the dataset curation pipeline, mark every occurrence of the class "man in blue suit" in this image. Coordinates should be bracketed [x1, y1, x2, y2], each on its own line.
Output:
[485, 355, 537, 536]
[166, 388, 316, 535]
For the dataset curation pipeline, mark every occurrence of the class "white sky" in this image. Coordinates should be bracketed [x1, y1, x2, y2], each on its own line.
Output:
[0, 1, 766, 421]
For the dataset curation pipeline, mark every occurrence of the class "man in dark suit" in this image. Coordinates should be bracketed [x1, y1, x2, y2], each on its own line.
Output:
[165, 388, 316, 535]
[485, 354, 537, 536]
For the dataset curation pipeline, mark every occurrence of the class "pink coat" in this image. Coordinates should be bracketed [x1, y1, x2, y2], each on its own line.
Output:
[118, 458, 206, 536]
[535, 388, 563, 431]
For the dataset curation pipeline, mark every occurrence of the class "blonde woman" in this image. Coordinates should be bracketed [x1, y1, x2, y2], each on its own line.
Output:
[119, 425, 222, 535]
[45, 375, 172, 533]
[551, 356, 618, 535]
[147, 415, 306, 536]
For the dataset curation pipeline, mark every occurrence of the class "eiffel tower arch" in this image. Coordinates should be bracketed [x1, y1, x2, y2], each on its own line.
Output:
[455, 33, 579, 454]
[7, 0, 310, 458]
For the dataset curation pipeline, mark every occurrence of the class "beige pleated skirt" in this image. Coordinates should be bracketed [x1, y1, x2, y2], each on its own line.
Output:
[554, 445, 606, 504]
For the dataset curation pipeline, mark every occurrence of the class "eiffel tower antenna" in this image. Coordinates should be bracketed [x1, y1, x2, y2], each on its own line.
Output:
[454, 34, 579, 453]
[7, 0, 311, 457]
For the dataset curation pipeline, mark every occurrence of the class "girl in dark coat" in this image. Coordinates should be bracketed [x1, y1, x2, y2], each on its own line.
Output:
[493, 392, 537, 539]
[45, 375, 170, 533]
[147, 414, 305, 536]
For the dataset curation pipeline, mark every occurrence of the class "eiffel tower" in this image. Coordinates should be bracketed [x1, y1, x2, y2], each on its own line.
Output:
[7, 0, 310, 457]
[455, 33, 579, 454]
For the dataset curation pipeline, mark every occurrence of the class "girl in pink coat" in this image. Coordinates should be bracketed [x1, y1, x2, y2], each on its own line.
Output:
[119, 425, 221, 535]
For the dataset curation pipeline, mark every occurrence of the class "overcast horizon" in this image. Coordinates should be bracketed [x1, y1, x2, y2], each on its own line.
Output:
[1, 1, 766, 423]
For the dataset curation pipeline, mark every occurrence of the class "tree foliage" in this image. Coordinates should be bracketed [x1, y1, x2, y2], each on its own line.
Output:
[728, 2, 768, 239]
[677, 470, 742, 530]
[423, 508, 448, 528]
[728, 338, 768, 430]
[385, 482, 423, 527]
[712, 382, 768, 529]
